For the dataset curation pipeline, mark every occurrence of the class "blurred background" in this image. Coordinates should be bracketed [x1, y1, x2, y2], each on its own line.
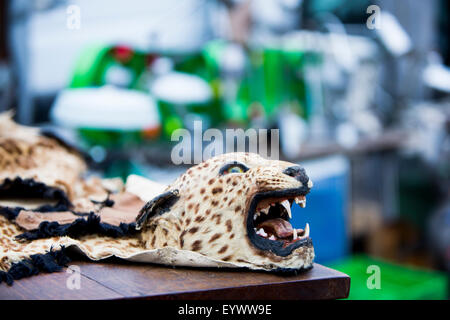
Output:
[0, 0, 449, 299]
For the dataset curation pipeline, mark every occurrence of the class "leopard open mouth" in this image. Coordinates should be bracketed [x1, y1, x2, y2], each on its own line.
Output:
[246, 187, 312, 257]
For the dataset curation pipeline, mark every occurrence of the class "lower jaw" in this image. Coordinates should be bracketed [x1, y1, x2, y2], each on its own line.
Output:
[246, 189, 312, 257]
[273, 244, 315, 271]
[244, 243, 315, 272]
[247, 230, 314, 257]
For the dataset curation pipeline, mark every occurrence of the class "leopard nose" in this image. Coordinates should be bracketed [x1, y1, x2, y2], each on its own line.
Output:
[283, 166, 310, 186]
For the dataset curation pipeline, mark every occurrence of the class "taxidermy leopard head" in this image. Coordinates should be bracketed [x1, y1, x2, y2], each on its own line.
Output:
[136, 152, 314, 272]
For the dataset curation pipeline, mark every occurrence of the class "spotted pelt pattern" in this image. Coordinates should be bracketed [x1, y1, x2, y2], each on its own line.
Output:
[1, 152, 314, 275]
[137, 153, 315, 270]
[0, 215, 142, 272]
[0, 113, 109, 205]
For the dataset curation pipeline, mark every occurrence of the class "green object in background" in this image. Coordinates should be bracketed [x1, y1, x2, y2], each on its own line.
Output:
[244, 46, 319, 123]
[151, 71, 215, 138]
[172, 42, 239, 125]
[78, 128, 144, 149]
[103, 157, 146, 181]
[167, 39, 322, 127]
[328, 255, 448, 300]
[69, 44, 153, 91]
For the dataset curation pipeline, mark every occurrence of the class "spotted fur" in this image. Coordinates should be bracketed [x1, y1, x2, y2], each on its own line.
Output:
[0, 113, 315, 278]
[136, 152, 315, 271]
[1, 153, 314, 277]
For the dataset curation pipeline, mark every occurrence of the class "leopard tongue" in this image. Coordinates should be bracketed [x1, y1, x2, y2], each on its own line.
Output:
[256, 218, 293, 239]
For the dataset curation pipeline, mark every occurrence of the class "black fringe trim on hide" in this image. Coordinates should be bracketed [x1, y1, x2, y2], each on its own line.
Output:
[90, 196, 115, 208]
[15, 212, 138, 240]
[70, 194, 115, 217]
[0, 247, 71, 286]
[0, 206, 23, 220]
[0, 201, 73, 220]
[0, 177, 71, 204]
[0, 177, 115, 221]
[0, 177, 72, 220]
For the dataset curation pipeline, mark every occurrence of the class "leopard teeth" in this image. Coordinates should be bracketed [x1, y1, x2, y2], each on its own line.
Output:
[261, 206, 270, 214]
[280, 200, 291, 219]
[300, 223, 310, 239]
[257, 228, 267, 237]
[295, 197, 306, 208]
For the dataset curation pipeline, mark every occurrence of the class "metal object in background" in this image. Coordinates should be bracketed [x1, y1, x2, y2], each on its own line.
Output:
[0, 0, 12, 113]
[0, 64, 12, 112]
[8, 0, 32, 123]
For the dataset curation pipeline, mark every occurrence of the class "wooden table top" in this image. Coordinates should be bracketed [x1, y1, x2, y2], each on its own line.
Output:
[0, 258, 350, 300]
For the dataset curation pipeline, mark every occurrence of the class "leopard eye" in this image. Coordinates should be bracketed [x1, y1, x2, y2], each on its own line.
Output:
[219, 162, 249, 175]
[226, 166, 244, 174]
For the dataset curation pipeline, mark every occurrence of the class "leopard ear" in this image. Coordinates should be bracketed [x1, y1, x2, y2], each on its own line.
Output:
[135, 189, 179, 230]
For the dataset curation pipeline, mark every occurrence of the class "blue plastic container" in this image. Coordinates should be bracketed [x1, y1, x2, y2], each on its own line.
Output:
[290, 156, 350, 263]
